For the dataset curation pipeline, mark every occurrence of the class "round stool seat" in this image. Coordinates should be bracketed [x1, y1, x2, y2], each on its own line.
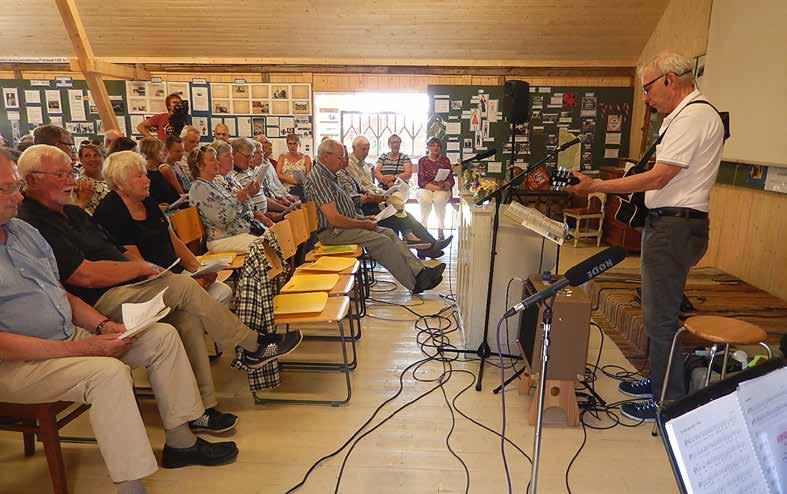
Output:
[684, 315, 767, 345]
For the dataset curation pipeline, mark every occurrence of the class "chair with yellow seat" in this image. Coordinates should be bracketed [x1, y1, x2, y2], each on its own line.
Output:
[170, 206, 245, 278]
[653, 315, 773, 434]
[254, 294, 354, 407]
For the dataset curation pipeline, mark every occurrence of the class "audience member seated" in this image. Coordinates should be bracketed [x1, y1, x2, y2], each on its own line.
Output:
[16, 134, 35, 153]
[212, 140, 274, 227]
[276, 133, 312, 198]
[93, 151, 232, 305]
[337, 172, 449, 260]
[138, 137, 182, 208]
[229, 137, 272, 219]
[108, 136, 138, 155]
[374, 134, 412, 190]
[180, 125, 202, 178]
[103, 128, 124, 151]
[305, 139, 444, 294]
[162, 135, 191, 193]
[212, 123, 230, 143]
[16, 143, 302, 436]
[136, 93, 189, 141]
[256, 135, 299, 204]
[188, 145, 268, 253]
[33, 124, 77, 162]
[0, 149, 238, 494]
[248, 139, 295, 215]
[417, 137, 455, 240]
[73, 142, 110, 215]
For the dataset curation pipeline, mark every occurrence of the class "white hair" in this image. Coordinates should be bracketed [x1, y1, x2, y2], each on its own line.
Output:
[317, 138, 340, 160]
[640, 51, 695, 86]
[103, 151, 147, 190]
[180, 125, 201, 138]
[352, 136, 369, 148]
[209, 140, 232, 157]
[17, 144, 71, 178]
[230, 137, 254, 155]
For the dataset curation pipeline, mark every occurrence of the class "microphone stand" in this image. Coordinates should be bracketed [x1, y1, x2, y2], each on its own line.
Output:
[439, 126, 567, 391]
[529, 295, 556, 494]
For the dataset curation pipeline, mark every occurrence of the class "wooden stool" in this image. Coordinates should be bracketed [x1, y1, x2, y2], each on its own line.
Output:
[0, 401, 94, 494]
[654, 316, 772, 434]
[518, 375, 579, 427]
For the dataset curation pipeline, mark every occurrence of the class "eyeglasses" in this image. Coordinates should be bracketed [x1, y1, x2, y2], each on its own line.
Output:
[325, 151, 347, 160]
[31, 169, 78, 180]
[0, 180, 25, 195]
[642, 71, 692, 95]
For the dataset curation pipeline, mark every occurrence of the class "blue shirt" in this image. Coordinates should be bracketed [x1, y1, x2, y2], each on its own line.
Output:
[0, 219, 74, 340]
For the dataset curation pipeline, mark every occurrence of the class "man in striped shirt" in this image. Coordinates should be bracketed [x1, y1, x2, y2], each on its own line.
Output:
[304, 139, 444, 294]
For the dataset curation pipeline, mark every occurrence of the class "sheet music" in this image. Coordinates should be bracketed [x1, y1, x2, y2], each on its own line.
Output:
[503, 202, 568, 245]
[737, 367, 787, 493]
[665, 392, 769, 494]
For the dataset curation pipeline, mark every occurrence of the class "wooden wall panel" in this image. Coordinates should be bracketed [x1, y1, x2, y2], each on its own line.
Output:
[630, 0, 713, 153]
[698, 185, 787, 301]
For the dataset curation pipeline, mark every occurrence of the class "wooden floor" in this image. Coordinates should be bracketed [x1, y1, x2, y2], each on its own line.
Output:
[0, 239, 680, 494]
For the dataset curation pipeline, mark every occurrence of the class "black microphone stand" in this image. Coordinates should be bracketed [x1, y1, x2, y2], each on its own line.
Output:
[439, 125, 567, 391]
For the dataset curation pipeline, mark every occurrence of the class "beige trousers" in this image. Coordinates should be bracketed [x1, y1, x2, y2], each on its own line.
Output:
[94, 273, 257, 409]
[206, 233, 258, 254]
[0, 325, 203, 483]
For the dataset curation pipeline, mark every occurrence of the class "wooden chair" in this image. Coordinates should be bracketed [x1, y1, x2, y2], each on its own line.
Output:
[303, 201, 319, 233]
[285, 209, 310, 247]
[270, 219, 298, 260]
[169, 206, 204, 251]
[253, 297, 354, 407]
[563, 192, 606, 247]
[0, 401, 94, 494]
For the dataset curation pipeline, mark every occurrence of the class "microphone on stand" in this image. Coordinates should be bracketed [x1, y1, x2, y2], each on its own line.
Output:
[556, 134, 588, 152]
[503, 246, 626, 317]
[461, 148, 497, 171]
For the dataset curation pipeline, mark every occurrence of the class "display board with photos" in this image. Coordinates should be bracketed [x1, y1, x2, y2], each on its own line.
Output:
[0, 77, 127, 148]
[427, 84, 634, 179]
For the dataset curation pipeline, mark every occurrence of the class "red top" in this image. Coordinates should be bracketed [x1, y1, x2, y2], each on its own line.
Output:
[147, 113, 174, 140]
[417, 156, 454, 189]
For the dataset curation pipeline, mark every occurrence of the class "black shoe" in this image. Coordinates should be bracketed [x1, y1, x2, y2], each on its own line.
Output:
[618, 378, 654, 399]
[413, 266, 444, 294]
[620, 399, 658, 423]
[433, 235, 453, 251]
[431, 263, 446, 278]
[189, 408, 238, 434]
[161, 437, 238, 469]
[241, 331, 303, 368]
[418, 247, 444, 259]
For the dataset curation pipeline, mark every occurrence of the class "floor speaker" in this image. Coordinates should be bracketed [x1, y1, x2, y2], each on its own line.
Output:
[503, 80, 531, 125]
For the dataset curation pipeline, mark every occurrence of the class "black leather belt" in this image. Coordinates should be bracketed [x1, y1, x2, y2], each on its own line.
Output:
[650, 207, 708, 219]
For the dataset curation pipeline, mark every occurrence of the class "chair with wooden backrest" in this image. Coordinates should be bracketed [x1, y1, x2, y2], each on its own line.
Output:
[0, 401, 94, 494]
[563, 192, 606, 247]
[303, 201, 318, 234]
[285, 209, 310, 247]
[169, 206, 204, 248]
[270, 219, 297, 260]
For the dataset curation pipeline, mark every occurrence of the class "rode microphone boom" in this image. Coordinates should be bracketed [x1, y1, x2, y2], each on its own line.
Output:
[556, 134, 587, 152]
[503, 246, 626, 317]
[462, 148, 497, 163]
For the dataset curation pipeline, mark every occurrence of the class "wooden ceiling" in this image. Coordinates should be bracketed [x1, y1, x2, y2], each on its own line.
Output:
[1, 0, 669, 67]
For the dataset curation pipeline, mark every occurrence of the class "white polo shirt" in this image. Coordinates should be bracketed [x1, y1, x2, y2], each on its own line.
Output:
[645, 90, 725, 212]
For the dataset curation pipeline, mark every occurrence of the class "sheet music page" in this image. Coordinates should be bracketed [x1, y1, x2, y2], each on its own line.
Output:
[665, 392, 769, 494]
[737, 366, 787, 493]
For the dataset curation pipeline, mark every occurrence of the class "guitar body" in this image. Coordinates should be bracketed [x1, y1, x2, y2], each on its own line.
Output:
[614, 161, 650, 228]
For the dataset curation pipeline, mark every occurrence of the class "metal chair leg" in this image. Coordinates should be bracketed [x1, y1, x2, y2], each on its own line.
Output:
[653, 327, 686, 436]
[705, 344, 719, 387]
[720, 344, 731, 380]
[759, 341, 773, 359]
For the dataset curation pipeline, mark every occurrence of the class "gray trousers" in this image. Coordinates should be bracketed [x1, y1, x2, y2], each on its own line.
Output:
[317, 226, 424, 290]
[641, 213, 709, 401]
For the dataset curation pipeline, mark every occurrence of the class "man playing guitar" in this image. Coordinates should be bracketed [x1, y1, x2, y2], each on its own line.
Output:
[567, 51, 726, 421]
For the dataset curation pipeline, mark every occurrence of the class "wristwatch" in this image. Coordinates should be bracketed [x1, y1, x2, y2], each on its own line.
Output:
[95, 318, 112, 335]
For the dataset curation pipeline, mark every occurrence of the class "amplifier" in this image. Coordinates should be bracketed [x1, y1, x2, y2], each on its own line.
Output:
[517, 274, 591, 381]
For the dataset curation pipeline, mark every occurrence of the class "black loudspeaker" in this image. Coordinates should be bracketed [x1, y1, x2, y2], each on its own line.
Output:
[503, 80, 531, 124]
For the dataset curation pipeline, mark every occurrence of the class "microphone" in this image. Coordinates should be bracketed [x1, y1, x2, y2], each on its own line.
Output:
[556, 134, 589, 152]
[461, 148, 497, 165]
[502, 246, 626, 317]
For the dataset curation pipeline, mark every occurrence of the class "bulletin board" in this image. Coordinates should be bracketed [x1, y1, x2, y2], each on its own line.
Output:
[0, 77, 126, 148]
[427, 84, 634, 178]
[0, 77, 314, 157]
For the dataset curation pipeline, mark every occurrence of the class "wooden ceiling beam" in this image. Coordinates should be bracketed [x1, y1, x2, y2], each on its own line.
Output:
[67, 58, 149, 81]
[52, 0, 118, 131]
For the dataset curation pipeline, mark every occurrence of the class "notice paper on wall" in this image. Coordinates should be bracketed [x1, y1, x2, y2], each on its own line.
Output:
[434, 98, 450, 114]
[24, 90, 41, 105]
[68, 90, 86, 121]
[445, 122, 461, 135]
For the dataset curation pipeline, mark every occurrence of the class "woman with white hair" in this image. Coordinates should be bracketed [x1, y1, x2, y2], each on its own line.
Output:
[92, 151, 232, 304]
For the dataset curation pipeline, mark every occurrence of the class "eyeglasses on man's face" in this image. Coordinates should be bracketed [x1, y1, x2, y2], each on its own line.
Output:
[0, 180, 25, 195]
[31, 169, 78, 180]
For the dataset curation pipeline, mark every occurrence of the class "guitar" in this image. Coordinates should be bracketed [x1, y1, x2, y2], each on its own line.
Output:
[523, 166, 579, 192]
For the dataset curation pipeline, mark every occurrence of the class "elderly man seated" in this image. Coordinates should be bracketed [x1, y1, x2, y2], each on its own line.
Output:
[16, 140, 302, 434]
[305, 139, 444, 294]
[0, 149, 237, 494]
[212, 123, 230, 143]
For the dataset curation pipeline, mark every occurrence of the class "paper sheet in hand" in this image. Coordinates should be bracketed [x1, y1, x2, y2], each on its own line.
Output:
[503, 202, 568, 245]
[434, 169, 450, 182]
[118, 288, 170, 339]
[382, 177, 410, 197]
[126, 258, 180, 287]
[189, 260, 230, 278]
[375, 204, 397, 222]
[166, 194, 189, 211]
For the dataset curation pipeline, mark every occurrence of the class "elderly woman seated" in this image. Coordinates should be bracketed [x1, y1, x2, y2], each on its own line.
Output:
[92, 151, 232, 304]
[73, 142, 110, 215]
[139, 136, 182, 208]
[188, 144, 270, 253]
